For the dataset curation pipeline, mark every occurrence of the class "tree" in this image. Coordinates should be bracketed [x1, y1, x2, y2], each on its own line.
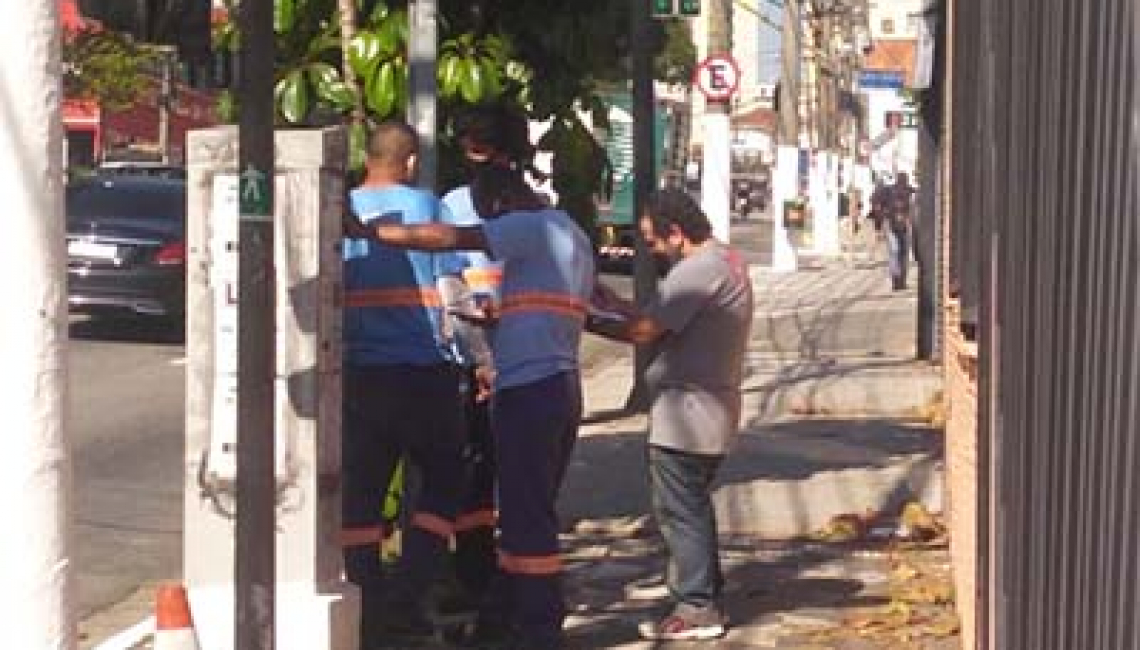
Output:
[62, 29, 157, 111]
[212, 0, 697, 237]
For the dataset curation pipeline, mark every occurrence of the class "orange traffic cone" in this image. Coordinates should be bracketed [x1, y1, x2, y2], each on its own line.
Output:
[153, 584, 201, 650]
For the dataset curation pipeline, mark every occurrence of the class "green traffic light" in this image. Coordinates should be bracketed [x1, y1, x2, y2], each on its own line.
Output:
[679, 0, 701, 16]
[652, 0, 676, 17]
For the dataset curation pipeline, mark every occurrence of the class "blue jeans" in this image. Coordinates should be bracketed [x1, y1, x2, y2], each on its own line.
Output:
[887, 226, 910, 288]
[648, 445, 725, 611]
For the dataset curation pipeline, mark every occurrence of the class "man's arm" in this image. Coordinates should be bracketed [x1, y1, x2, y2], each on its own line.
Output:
[374, 222, 489, 252]
[586, 311, 668, 347]
[343, 209, 489, 252]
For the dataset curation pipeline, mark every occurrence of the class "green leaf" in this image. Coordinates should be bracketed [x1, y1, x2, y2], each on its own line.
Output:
[366, 62, 397, 116]
[348, 32, 382, 78]
[307, 62, 340, 89]
[276, 70, 310, 123]
[368, 1, 389, 24]
[318, 80, 356, 110]
[391, 62, 408, 114]
[478, 56, 502, 99]
[438, 54, 461, 98]
[459, 57, 483, 103]
[215, 90, 238, 124]
[373, 9, 407, 56]
[274, 0, 296, 34]
[387, 8, 409, 44]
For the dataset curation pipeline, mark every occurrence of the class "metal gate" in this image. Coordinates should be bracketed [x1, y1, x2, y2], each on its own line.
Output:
[946, 0, 1139, 648]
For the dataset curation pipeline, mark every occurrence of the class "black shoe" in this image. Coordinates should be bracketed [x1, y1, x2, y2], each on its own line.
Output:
[443, 618, 513, 648]
[436, 586, 480, 619]
[371, 602, 437, 647]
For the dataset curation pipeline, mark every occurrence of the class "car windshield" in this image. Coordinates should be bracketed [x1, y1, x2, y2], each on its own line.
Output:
[67, 182, 186, 222]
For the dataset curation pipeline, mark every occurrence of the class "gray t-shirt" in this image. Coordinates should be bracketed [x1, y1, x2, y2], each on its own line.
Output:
[645, 241, 754, 455]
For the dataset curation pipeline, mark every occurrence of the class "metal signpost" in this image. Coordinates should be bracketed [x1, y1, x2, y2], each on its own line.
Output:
[236, 0, 277, 646]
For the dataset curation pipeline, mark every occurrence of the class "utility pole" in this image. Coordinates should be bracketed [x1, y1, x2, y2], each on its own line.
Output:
[627, 0, 657, 412]
[408, 0, 438, 189]
[771, 0, 801, 271]
[236, 0, 276, 645]
[700, 0, 733, 243]
[0, 0, 73, 647]
[157, 45, 175, 164]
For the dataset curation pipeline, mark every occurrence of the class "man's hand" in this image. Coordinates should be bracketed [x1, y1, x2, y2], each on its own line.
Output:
[473, 365, 494, 403]
[591, 281, 637, 318]
[343, 210, 373, 240]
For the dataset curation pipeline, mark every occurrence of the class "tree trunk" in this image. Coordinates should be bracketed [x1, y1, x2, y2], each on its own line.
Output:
[339, 0, 365, 129]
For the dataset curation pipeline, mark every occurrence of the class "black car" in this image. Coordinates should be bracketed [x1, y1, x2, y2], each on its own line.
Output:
[66, 176, 187, 321]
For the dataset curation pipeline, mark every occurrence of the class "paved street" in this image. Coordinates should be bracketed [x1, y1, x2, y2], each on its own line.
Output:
[69, 317, 184, 624]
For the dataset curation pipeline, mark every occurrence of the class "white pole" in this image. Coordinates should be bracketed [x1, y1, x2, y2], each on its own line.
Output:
[0, 0, 74, 648]
[701, 113, 732, 243]
[770, 145, 799, 272]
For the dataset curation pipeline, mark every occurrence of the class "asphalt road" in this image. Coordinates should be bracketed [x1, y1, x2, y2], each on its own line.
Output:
[68, 316, 186, 620]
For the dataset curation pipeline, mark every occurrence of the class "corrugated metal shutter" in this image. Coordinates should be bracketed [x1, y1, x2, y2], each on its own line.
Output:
[947, 0, 1139, 647]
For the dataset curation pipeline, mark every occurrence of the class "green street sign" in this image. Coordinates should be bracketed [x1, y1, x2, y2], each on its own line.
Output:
[239, 165, 272, 216]
[652, 0, 676, 17]
[679, 0, 700, 16]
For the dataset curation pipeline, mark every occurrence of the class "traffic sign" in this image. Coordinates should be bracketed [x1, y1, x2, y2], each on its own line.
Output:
[239, 165, 272, 217]
[693, 54, 740, 102]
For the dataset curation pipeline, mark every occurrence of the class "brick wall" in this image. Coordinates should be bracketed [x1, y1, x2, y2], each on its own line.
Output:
[940, 3, 979, 641]
[944, 303, 977, 650]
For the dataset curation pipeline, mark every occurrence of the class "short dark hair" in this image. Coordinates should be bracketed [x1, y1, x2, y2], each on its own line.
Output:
[366, 120, 418, 166]
[453, 103, 534, 166]
[644, 188, 712, 241]
[470, 163, 533, 219]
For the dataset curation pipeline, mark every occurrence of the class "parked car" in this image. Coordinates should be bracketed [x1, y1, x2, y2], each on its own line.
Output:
[66, 176, 187, 321]
[95, 161, 187, 180]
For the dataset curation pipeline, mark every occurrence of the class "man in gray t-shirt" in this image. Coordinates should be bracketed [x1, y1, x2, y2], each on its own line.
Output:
[588, 189, 753, 641]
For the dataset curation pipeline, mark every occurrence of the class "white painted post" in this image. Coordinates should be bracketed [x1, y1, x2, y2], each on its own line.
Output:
[0, 1, 74, 648]
[184, 127, 358, 650]
[770, 145, 799, 272]
[701, 113, 733, 243]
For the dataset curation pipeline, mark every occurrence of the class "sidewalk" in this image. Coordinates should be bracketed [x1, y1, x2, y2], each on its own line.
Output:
[79, 222, 954, 650]
[553, 224, 955, 648]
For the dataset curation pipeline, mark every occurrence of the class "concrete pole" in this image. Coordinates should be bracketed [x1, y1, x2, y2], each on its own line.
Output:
[0, 0, 74, 648]
[701, 0, 733, 243]
[771, 0, 801, 272]
[408, 0, 438, 190]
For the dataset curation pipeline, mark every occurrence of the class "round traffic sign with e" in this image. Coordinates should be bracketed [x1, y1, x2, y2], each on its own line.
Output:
[694, 54, 741, 102]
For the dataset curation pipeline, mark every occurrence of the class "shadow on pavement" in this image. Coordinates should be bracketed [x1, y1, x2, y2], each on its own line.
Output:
[561, 419, 941, 527]
[69, 315, 185, 346]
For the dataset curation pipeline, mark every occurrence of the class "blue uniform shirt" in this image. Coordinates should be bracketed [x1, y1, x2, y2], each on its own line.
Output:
[482, 208, 595, 389]
[343, 184, 460, 367]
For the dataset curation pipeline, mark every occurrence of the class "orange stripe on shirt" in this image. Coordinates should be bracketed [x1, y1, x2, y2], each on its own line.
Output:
[498, 550, 563, 575]
[339, 525, 389, 548]
[455, 509, 497, 532]
[500, 292, 587, 321]
[345, 287, 442, 308]
[411, 512, 455, 539]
